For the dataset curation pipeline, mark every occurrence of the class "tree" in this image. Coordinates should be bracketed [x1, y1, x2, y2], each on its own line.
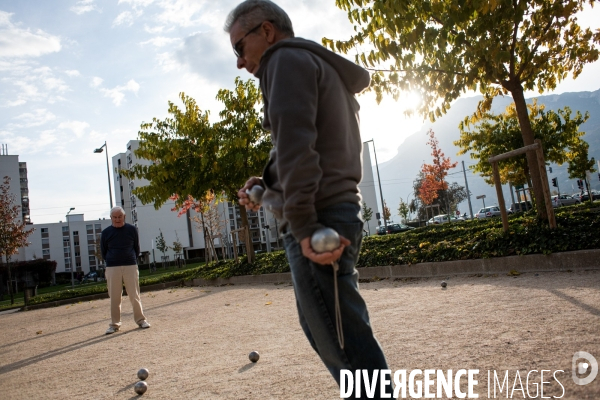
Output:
[456, 100, 589, 188]
[94, 233, 104, 268]
[361, 202, 373, 235]
[418, 130, 458, 215]
[187, 191, 226, 261]
[155, 229, 169, 268]
[121, 77, 270, 263]
[398, 198, 409, 223]
[411, 171, 467, 221]
[326, 0, 600, 219]
[0, 176, 34, 304]
[567, 140, 596, 204]
[382, 200, 392, 223]
[172, 232, 183, 267]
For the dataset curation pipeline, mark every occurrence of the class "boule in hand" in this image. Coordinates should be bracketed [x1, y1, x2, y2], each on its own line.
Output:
[310, 228, 341, 253]
[246, 185, 264, 205]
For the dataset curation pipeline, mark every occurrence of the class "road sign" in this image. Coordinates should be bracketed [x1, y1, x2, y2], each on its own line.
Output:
[476, 195, 486, 199]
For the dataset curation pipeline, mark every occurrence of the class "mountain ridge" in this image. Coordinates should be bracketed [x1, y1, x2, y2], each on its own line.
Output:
[375, 88, 600, 220]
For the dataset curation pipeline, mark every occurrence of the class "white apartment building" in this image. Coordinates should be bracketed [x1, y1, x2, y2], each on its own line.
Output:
[0, 148, 30, 225]
[22, 214, 112, 273]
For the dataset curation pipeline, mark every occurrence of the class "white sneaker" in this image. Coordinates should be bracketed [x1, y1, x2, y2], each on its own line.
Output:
[138, 320, 151, 329]
[105, 326, 119, 335]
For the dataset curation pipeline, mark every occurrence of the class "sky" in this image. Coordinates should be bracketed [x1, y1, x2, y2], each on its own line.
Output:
[1, 0, 600, 224]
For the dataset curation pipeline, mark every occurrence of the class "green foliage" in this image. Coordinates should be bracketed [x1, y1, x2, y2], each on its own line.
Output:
[398, 199, 409, 223]
[120, 77, 271, 209]
[155, 229, 169, 255]
[0, 259, 57, 287]
[456, 100, 590, 185]
[325, 0, 600, 119]
[567, 139, 596, 184]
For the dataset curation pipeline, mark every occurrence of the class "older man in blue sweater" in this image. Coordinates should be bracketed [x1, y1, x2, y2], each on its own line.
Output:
[101, 206, 150, 334]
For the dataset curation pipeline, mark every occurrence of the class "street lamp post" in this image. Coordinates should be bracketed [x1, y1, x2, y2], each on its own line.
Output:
[66, 207, 75, 289]
[94, 141, 114, 209]
[364, 139, 387, 231]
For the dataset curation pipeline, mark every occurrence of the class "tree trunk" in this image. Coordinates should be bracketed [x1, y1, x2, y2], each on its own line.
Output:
[585, 178, 593, 205]
[6, 256, 14, 305]
[508, 84, 547, 220]
[238, 206, 254, 264]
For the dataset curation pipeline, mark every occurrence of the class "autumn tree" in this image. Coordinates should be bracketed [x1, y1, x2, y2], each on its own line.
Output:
[94, 233, 103, 267]
[121, 77, 270, 263]
[185, 191, 227, 261]
[411, 172, 467, 221]
[0, 177, 34, 304]
[456, 101, 589, 190]
[418, 130, 458, 215]
[361, 202, 373, 235]
[382, 200, 392, 224]
[567, 140, 596, 204]
[326, 0, 600, 219]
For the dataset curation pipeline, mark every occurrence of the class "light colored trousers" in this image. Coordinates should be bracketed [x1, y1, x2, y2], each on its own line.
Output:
[105, 265, 146, 327]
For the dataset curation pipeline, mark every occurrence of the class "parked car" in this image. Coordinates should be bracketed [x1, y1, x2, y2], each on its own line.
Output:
[376, 226, 387, 235]
[426, 214, 465, 225]
[476, 206, 502, 219]
[552, 194, 580, 207]
[81, 271, 98, 283]
[386, 223, 415, 234]
[510, 201, 533, 213]
[581, 190, 600, 202]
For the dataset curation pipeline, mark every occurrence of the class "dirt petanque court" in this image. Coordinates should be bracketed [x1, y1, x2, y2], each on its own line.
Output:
[0, 269, 599, 399]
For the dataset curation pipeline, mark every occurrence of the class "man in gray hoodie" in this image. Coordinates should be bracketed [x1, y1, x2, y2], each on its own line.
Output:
[226, 1, 390, 397]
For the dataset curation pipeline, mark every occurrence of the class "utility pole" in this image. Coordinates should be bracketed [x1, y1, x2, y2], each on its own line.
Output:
[364, 139, 387, 231]
[462, 161, 474, 219]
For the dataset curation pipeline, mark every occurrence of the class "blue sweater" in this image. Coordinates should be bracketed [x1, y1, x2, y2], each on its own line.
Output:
[101, 223, 140, 267]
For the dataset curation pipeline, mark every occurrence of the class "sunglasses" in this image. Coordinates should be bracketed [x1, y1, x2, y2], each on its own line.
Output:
[232, 21, 267, 58]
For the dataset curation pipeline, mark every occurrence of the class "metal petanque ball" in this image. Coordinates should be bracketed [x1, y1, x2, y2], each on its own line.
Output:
[137, 368, 149, 381]
[249, 351, 260, 363]
[441, 281, 447, 288]
[310, 228, 340, 253]
[246, 185, 264, 204]
[134, 381, 148, 395]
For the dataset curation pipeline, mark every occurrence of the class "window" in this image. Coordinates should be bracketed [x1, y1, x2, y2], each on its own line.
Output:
[86, 224, 93, 231]
[41, 228, 48, 234]
[87, 234, 94, 241]
[73, 231, 78, 236]
[89, 256, 96, 262]
[62, 226, 69, 232]
[42, 249, 50, 255]
[42, 238, 49, 245]
[63, 237, 70, 244]
[88, 245, 95, 252]
[75, 251, 80, 257]
[95, 224, 101, 231]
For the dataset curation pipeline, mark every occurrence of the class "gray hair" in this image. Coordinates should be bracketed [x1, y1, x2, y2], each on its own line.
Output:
[224, 0, 294, 38]
[110, 206, 126, 216]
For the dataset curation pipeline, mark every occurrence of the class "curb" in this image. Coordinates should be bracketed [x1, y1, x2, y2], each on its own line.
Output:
[16, 248, 600, 312]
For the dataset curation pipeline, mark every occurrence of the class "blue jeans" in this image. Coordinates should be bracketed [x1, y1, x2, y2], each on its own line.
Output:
[283, 202, 390, 399]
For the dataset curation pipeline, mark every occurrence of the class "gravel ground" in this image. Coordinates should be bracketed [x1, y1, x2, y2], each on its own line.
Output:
[0, 269, 598, 399]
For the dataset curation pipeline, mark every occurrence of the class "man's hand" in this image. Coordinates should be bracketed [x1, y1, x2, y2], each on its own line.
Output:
[237, 177, 263, 212]
[300, 235, 351, 265]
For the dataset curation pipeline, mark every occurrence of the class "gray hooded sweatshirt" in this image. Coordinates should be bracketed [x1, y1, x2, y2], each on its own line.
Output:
[254, 37, 370, 242]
